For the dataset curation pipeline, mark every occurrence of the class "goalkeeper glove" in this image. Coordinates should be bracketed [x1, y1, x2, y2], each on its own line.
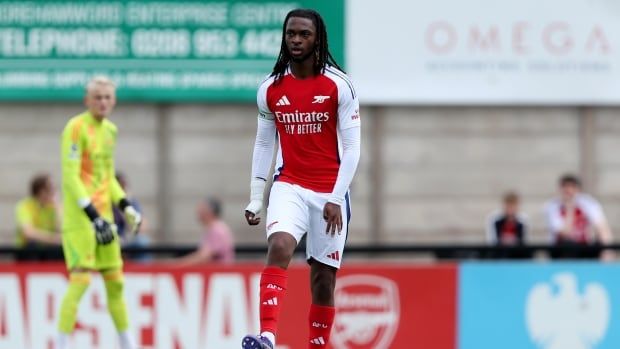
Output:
[119, 198, 142, 235]
[93, 217, 116, 244]
[84, 203, 115, 245]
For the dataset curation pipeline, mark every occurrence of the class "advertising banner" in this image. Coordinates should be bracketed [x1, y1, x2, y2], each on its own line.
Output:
[0, 263, 456, 349]
[0, 0, 344, 102]
[348, 0, 620, 105]
[459, 262, 620, 349]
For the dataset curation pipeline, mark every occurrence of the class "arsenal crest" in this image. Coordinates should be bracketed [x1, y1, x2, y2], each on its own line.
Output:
[332, 275, 400, 349]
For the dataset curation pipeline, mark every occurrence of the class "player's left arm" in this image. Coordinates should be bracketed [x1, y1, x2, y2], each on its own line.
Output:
[584, 198, 612, 243]
[324, 83, 361, 235]
[109, 128, 142, 235]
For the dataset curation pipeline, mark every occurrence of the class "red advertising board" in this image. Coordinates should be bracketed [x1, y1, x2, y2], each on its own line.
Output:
[0, 263, 456, 349]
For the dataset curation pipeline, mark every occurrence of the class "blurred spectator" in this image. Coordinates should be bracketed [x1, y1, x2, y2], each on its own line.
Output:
[14, 173, 62, 259]
[545, 174, 614, 260]
[113, 171, 151, 261]
[174, 197, 235, 265]
[486, 192, 528, 246]
[485, 192, 530, 259]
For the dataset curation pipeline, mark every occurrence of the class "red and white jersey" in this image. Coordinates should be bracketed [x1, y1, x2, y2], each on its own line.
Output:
[545, 194, 605, 243]
[257, 66, 360, 193]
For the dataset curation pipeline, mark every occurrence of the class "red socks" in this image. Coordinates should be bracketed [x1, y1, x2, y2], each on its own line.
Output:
[259, 266, 288, 335]
[259, 267, 336, 348]
[308, 304, 336, 348]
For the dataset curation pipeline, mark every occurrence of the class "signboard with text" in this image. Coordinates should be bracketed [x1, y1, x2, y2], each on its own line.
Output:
[0, 0, 344, 101]
[348, 0, 620, 104]
[459, 263, 620, 349]
[0, 263, 457, 349]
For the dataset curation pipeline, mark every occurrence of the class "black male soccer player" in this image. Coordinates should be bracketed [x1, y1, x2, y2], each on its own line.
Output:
[242, 8, 361, 349]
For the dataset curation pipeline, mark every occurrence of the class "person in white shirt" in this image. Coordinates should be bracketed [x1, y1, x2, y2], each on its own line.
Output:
[544, 174, 614, 260]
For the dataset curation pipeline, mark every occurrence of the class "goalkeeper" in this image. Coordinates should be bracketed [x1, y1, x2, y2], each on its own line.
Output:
[56, 76, 142, 349]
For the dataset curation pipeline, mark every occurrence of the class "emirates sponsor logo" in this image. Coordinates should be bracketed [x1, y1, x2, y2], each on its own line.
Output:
[332, 275, 400, 349]
[275, 110, 330, 123]
[276, 110, 330, 135]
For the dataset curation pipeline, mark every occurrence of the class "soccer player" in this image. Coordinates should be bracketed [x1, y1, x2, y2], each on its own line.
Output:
[545, 174, 614, 260]
[56, 76, 142, 349]
[242, 9, 361, 349]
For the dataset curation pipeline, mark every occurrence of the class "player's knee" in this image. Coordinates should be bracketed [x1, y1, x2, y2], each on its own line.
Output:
[103, 270, 124, 299]
[69, 271, 92, 288]
[267, 234, 296, 262]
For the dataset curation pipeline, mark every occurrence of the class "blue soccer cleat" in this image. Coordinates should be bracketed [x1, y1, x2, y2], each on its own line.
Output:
[242, 334, 274, 349]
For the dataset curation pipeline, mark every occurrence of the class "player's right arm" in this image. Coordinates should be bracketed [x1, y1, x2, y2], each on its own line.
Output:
[245, 79, 277, 225]
[61, 119, 91, 209]
[61, 118, 115, 244]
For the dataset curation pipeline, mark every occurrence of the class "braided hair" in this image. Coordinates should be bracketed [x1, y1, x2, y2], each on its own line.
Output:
[271, 9, 344, 82]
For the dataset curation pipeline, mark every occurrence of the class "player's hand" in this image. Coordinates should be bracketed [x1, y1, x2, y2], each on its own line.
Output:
[323, 202, 342, 236]
[245, 200, 262, 225]
[124, 205, 142, 235]
[93, 217, 115, 245]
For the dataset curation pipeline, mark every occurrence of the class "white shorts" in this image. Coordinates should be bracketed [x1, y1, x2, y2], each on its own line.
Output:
[266, 181, 350, 269]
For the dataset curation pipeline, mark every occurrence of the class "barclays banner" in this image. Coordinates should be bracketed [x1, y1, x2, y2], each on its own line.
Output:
[459, 263, 620, 349]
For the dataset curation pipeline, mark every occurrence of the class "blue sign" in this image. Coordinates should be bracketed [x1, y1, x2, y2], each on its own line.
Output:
[459, 262, 620, 349]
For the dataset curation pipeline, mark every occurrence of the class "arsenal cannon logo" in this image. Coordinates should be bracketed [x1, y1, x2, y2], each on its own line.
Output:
[332, 275, 400, 349]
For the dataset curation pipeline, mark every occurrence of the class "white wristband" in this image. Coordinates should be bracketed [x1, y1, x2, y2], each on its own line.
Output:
[250, 178, 266, 202]
[77, 198, 91, 209]
[327, 195, 344, 206]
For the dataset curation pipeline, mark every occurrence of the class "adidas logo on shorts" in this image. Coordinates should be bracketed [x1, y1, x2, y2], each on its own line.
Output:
[276, 95, 291, 106]
[326, 251, 340, 261]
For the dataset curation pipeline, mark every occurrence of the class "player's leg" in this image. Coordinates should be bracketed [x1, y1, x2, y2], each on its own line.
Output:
[256, 232, 297, 344]
[56, 231, 96, 349]
[308, 262, 337, 348]
[242, 182, 308, 349]
[306, 191, 349, 348]
[97, 238, 136, 349]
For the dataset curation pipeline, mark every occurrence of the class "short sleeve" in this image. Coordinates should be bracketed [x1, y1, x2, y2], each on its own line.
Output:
[16, 202, 33, 228]
[202, 224, 231, 256]
[485, 211, 500, 244]
[545, 200, 564, 235]
[257, 77, 274, 121]
[580, 196, 605, 225]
